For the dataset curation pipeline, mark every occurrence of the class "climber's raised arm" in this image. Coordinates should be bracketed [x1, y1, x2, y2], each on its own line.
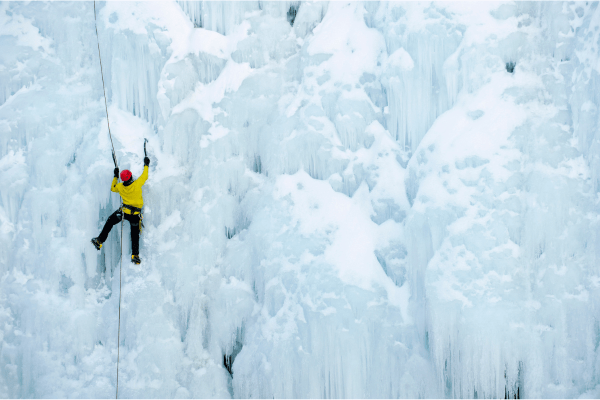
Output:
[111, 167, 120, 193]
[136, 157, 150, 186]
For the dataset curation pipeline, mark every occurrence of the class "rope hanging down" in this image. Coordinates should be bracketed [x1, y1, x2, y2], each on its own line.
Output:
[93, 2, 123, 398]
[117, 211, 124, 399]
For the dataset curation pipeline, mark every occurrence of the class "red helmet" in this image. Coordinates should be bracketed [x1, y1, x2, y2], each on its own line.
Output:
[120, 170, 132, 182]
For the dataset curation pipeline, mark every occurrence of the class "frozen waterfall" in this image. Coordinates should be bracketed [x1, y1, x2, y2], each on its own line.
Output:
[1, 1, 599, 398]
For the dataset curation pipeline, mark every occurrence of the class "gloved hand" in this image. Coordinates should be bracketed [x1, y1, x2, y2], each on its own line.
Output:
[114, 167, 119, 177]
[144, 157, 150, 166]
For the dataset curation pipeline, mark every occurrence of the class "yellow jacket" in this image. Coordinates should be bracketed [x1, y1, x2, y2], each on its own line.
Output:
[111, 166, 148, 213]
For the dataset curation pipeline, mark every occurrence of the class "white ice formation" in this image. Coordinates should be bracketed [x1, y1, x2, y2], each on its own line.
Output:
[1, 1, 599, 398]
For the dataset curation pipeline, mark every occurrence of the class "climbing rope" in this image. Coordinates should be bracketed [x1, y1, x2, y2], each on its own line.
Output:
[117, 212, 124, 399]
[93, 0, 118, 168]
[93, 2, 123, 398]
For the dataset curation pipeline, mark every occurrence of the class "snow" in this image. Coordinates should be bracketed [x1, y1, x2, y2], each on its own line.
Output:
[386, 47, 414, 71]
[308, 2, 385, 84]
[1, 1, 600, 399]
[0, 3, 53, 54]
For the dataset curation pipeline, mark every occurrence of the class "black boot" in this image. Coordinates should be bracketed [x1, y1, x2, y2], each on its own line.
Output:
[131, 255, 141, 264]
[91, 238, 102, 250]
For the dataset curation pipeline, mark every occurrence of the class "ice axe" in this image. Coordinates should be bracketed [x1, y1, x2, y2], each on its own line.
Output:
[144, 138, 148, 158]
[112, 149, 118, 168]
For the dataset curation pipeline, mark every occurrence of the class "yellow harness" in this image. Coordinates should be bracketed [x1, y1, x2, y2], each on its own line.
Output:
[121, 204, 142, 214]
[120, 204, 144, 233]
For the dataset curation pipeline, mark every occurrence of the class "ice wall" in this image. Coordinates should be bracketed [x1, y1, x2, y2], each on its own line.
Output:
[1, 1, 599, 399]
[403, 2, 600, 398]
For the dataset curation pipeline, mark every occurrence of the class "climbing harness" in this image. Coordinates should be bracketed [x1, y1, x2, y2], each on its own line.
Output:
[93, 2, 123, 398]
[119, 204, 144, 233]
[121, 204, 142, 214]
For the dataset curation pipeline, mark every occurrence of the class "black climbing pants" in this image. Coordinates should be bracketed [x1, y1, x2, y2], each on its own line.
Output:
[98, 209, 141, 256]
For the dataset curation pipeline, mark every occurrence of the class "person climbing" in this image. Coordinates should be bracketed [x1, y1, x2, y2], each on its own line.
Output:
[91, 156, 150, 264]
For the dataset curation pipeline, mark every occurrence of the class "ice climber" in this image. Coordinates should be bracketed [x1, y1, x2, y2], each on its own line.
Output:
[91, 156, 150, 264]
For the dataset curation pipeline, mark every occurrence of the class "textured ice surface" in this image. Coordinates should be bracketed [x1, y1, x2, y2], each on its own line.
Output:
[1, 1, 600, 398]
